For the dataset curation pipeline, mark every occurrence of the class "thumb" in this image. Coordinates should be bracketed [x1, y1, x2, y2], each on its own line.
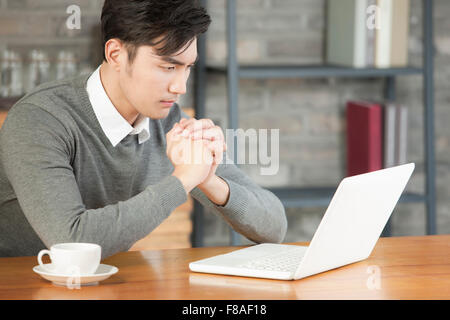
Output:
[172, 123, 183, 134]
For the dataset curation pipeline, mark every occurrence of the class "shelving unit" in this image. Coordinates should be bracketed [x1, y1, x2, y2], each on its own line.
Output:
[192, 0, 436, 247]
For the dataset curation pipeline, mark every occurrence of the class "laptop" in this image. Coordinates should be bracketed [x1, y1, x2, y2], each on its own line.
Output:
[189, 163, 415, 280]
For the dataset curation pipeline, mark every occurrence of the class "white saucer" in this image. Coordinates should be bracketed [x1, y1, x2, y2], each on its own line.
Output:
[33, 263, 118, 287]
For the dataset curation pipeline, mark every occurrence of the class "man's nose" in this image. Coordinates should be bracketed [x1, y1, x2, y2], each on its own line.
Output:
[169, 73, 187, 95]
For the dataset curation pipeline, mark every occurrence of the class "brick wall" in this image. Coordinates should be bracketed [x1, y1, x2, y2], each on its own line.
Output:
[1, 0, 449, 247]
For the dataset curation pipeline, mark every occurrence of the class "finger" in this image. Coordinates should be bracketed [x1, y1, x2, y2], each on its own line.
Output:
[191, 126, 224, 141]
[179, 118, 196, 134]
[201, 140, 214, 165]
[180, 128, 190, 137]
[170, 122, 182, 135]
[183, 118, 215, 134]
[192, 127, 204, 140]
[205, 140, 224, 164]
[204, 126, 224, 141]
[203, 118, 215, 128]
[214, 144, 224, 165]
[213, 150, 223, 165]
[174, 123, 183, 134]
[198, 135, 226, 153]
[177, 118, 195, 130]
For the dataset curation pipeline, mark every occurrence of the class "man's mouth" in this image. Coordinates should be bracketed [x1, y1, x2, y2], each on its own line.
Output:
[160, 100, 176, 107]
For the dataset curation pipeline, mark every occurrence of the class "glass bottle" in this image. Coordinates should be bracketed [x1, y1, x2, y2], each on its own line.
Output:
[10, 51, 23, 96]
[0, 50, 12, 97]
[56, 50, 77, 80]
[27, 49, 50, 92]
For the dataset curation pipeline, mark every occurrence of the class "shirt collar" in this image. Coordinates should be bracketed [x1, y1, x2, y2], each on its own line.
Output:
[86, 66, 150, 147]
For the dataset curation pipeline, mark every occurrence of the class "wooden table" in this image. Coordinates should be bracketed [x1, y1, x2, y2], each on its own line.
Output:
[0, 235, 449, 300]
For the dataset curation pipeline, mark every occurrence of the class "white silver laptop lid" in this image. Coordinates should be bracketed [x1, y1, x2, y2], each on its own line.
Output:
[294, 163, 415, 279]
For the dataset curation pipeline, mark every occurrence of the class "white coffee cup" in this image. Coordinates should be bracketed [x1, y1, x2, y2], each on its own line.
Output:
[37, 243, 101, 275]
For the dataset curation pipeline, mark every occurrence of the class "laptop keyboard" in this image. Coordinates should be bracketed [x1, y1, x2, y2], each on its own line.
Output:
[237, 246, 306, 273]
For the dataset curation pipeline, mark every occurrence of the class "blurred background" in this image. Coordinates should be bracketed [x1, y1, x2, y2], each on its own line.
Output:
[0, 0, 449, 249]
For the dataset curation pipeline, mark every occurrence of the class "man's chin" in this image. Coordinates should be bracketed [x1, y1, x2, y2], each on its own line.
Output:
[145, 108, 172, 120]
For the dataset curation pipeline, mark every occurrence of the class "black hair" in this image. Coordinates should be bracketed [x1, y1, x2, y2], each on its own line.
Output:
[101, 0, 211, 63]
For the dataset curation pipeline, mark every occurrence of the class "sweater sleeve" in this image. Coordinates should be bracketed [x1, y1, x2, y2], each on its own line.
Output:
[0, 104, 187, 259]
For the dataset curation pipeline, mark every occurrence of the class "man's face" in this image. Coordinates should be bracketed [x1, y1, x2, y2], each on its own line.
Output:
[118, 38, 198, 120]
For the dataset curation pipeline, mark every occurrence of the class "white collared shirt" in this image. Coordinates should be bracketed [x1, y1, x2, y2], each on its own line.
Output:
[86, 66, 150, 147]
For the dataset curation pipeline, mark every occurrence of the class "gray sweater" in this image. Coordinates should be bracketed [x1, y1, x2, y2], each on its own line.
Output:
[0, 73, 287, 259]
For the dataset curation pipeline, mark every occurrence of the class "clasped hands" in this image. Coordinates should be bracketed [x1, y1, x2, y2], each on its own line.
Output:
[167, 118, 228, 200]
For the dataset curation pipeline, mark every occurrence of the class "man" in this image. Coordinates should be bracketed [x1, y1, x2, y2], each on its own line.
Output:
[0, 0, 287, 259]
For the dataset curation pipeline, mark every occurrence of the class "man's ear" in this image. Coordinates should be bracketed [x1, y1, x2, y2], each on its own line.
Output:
[104, 38, 125, 72]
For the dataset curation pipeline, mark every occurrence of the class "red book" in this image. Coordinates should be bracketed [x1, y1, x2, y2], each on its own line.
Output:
[346, 100, 383, 177]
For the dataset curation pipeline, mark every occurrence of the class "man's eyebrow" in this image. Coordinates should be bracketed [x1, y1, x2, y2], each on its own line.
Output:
[161, 55, 199, 66]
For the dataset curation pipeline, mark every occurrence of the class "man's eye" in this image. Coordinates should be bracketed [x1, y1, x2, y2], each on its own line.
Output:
[163, 66, 175, 71]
